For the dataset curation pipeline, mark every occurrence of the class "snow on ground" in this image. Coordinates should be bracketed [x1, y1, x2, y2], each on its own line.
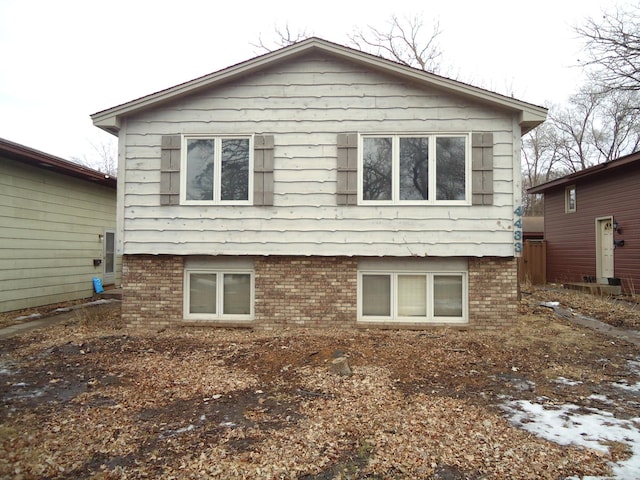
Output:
[501, 366, 640, 479]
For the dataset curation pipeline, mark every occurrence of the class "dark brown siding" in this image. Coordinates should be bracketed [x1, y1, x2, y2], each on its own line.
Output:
[544, 162, 640, 294]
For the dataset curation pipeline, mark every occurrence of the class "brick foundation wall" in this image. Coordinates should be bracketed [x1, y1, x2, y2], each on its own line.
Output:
[254, 256, 358, 329]
[121, 255, 183, 328]
[120, 254, 517, 330]
[468, 256, 518, 330]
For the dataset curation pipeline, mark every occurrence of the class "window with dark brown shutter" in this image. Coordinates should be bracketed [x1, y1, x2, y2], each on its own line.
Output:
[160, 135, 181, 206]
[337, 133, 358, 205]
[253, 135, 274, 206]
[471, 132, 494, 206]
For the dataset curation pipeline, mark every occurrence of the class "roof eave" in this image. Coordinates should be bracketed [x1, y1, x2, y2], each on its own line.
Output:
[0, 137, 117, 188]
[528, 150, 640, 194]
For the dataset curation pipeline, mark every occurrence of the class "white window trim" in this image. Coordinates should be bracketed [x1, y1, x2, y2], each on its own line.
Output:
[357, 270, 468, 324]
[181, 134, 254, 206]
[358, 133, 471, 206]
[183, 269, 255, 321]
[565, 184, 576, 213]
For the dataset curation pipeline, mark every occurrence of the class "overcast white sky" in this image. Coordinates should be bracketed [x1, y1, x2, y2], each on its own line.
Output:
[0, 0, 615, 166]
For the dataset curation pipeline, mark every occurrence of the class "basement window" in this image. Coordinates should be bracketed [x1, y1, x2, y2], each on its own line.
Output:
[184, 270, 254, 321]
[357, 258, 468, 323]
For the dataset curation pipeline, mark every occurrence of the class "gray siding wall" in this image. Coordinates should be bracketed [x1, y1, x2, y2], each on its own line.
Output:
[0, 158, 121, 312]
[120, 53, 521, 257]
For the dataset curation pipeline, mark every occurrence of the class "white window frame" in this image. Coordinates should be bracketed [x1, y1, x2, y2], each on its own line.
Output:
[358, 133, 471, 206]
[181, 135, 253, 205]
[357, 270, 468, 324]
[103, 229, 116, 282]
[565, 184, 576, 213]
[183, 269, 254, 321]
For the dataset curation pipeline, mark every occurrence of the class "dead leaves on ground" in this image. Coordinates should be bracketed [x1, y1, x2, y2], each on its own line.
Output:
[1, 287, 637, 479]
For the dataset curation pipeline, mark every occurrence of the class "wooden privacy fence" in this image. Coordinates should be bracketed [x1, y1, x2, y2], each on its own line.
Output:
[518, 240, 547, 285]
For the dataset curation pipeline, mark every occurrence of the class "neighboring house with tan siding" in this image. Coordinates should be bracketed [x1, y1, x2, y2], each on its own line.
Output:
[91, 37, 547, 329]
[0, 138, 120, 312]
[528, 151, 640, 294]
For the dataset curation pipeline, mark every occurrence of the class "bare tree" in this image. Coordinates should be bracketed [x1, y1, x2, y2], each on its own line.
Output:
[590, 88, 640, 159]
[576, 3, 640, 92]
[252, 24, 312, 53]
[522, 82, 640, 212]
[521, 119, 569, 215]
[548, 87, 601, 173]
[348, 14, 443, 72]
[72, 138, 117, 176]
[547, 84, 640, 172]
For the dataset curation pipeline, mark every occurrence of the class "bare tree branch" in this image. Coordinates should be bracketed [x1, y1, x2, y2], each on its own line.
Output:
[576, 4, 640, 92]
[71, 138, 117, 176]
[252, 24, 312, 53]
[348, 14, 443, 72]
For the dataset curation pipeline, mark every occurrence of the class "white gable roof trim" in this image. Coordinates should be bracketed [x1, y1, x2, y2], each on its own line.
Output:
[91, 37, 547, 135]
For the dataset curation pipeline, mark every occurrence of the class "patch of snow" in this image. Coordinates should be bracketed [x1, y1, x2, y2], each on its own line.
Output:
[553, 376, 582, 386]
[627, 359, 640, 375]
[0, 360, 14, 375]
[160, 424, 195, 438]
[613, 381, 640, 392]
[14, 313, 41, 321]
[501, 399, 640, 479]
[588, 394, 613, 404]
[540, 301, 560, 308]
[85, 299, 113, 307]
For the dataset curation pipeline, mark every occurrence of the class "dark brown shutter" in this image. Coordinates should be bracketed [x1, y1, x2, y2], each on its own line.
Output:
[253, 135, 274, 206]
[160, 135, 181, 206]
[337, 133, 358, 205]
[472, 132, 494, 206]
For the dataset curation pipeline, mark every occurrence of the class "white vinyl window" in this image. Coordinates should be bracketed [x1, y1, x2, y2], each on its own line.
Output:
[184, 270, 254, 321]
[360, 134, 469, 205]
[565, 185, 576, 213]
[182, 136, 252, 205]
[358, 271, 467, 323]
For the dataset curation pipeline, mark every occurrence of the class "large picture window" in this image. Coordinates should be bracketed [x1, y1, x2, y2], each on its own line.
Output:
[183, 136, 252, 204]
[184, 270, 253, 321]
[358, 271, 467, 323]
[361, 134, 468, 204]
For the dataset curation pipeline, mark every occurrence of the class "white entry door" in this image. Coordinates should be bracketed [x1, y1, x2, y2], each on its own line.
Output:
[103, 230, 116, 285]
[596, 218, 614, 282]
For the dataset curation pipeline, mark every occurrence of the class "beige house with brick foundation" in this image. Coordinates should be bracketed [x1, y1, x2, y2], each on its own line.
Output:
[91, 38, 546, 330]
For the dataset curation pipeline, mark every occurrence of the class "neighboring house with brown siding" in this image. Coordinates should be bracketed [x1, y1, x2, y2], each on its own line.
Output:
[0, 138, 121, 312]
[528, 151, 640, 294]
[91, 37, 547, 329]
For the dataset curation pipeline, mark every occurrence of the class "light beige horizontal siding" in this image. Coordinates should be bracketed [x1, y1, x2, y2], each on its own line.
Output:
[0, 158, 121, 312]
[120, 52, 520, 257]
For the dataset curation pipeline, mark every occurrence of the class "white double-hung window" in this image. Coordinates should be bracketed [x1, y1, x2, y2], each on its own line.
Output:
[360, 134, 469, 204]
[182, 136, 252, 204]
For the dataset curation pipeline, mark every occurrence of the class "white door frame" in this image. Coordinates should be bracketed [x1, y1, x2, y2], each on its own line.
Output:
[595, 216, 614, 283]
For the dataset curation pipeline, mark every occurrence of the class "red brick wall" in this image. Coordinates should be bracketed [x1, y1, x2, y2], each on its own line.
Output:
[468, 257, 518, 330]
[120, 254, 517, 330]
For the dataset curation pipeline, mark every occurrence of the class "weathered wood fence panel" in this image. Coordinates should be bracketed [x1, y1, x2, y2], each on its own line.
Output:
[519, 240, 546, 285]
